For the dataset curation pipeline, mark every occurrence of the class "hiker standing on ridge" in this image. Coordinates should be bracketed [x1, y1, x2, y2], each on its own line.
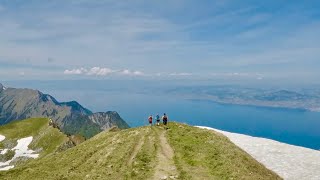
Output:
[162, 113, 168, 126]
[148, 115, 153, 126]
[156, 114, 160, 126]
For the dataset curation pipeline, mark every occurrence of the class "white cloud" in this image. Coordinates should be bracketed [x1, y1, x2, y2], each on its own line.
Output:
[64, 67, 195, 78]
[169, 72, 193, 76]
[64, 67, 144, 76]
[133, 71, 144, 76]
[86, 67, 114, 76]
[121, 69, 131, 75]
[120, 69, 144, 76]
[64, 68, 85, 75]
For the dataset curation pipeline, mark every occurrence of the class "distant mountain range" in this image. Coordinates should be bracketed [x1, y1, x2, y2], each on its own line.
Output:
[166, 86, 320, 112]
[0, 83, 129, 138]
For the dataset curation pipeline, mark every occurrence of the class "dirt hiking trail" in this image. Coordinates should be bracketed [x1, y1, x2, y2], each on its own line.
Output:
[152, 128, 178, 180]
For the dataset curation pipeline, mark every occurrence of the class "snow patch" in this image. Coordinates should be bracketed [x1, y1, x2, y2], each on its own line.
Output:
[0, 136, 39, 171]
[0, 135, 7, 155]
[0, 165, 14, 171]
[196, 126, 320, 180]
[13, 137, 39, 159]
[0, 149, 8, 155]
[0, 135, 5, 142]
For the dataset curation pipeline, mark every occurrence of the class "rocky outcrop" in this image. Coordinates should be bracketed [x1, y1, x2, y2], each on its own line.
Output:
[88, 111, 129, 130]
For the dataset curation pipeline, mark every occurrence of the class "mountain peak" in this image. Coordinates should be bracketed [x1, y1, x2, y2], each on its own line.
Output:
[58, 101, 92, 115]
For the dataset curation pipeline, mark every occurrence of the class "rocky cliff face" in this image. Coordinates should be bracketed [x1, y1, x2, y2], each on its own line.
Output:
[88, 111, 129, 130]
[0, 83, 129, 138]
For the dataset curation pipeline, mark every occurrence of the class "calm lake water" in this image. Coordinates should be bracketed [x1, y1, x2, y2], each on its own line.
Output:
[5, 80, 320, 150]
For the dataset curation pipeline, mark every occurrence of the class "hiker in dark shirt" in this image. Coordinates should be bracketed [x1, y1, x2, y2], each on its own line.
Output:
[162, 113, 168, 126]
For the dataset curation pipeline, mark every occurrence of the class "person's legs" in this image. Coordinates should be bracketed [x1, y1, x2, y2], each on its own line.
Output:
[163, 120, 168, 129]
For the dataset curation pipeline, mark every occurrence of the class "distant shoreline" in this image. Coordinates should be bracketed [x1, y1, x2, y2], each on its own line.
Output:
[188, 98, 320, 113]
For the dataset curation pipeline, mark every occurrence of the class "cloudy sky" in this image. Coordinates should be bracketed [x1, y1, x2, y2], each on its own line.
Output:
[0, 0, 319, 81]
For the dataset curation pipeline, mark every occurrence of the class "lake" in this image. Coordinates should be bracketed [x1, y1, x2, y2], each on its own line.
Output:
[5, 80, 320, 150]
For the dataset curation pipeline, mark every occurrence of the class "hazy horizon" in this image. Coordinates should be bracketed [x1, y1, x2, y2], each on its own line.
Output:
[2, 79, 320, 150]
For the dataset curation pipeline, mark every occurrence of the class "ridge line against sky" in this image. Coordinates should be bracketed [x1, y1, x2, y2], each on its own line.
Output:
[0, 0, 319, 82]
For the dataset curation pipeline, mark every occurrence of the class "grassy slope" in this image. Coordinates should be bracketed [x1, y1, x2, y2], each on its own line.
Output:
[167, 123, 281, 180]
[0, 123, 281, 180]
[0, 118, 68, 157]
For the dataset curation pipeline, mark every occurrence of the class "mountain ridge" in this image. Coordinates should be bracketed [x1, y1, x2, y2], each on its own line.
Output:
[0, 122, 281, 179]
[0, 83, 129, 138]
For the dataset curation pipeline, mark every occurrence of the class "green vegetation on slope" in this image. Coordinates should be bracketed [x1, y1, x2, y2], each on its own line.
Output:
[0, 118, 68, 157]
[0, 150, 15, 162]
[62, 114, 101, 139]
[0, 123, 281, 180]
[0, 126, 157, 180]
[167, 123, 281, 180]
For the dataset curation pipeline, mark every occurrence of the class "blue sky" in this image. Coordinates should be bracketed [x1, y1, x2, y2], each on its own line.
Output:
[0, 0, 319, 82]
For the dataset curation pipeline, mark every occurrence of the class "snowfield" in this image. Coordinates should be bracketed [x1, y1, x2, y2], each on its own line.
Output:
[0, 136, 39, 171]
[197, 126, 320, 180]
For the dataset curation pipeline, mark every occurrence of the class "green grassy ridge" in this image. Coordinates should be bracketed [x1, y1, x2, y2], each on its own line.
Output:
[167, 122, 281, 180]
[0, 118, 68, 157]
[0, 126, 155, 180]
[0, 118, 49, 139]
[0, 123, 281, 180]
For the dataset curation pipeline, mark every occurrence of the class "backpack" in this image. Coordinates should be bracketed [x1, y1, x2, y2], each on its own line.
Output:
[163, 115, 168, 121]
